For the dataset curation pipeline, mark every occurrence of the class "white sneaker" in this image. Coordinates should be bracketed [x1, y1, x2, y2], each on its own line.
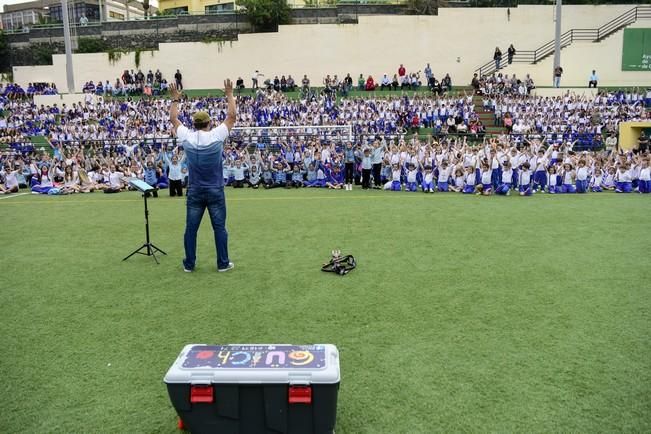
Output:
[218, 262, 235, 272]
[429, 188, 434, 193]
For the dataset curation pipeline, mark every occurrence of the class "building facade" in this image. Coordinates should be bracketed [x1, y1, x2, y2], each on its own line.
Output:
[1, 0, 151, 30]
[1, 1, 47, 30]
[157, 0, 235, 15]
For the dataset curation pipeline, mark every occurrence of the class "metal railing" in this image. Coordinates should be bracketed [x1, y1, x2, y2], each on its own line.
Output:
[1, 12, 242, 34]
[475, 5, 651, 77]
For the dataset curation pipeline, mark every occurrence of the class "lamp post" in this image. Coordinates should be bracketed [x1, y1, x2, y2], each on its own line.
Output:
[553, 0, 562, 82]
[61, 0, 75, 93]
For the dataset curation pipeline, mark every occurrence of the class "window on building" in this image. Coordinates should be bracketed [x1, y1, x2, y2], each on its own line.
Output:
[109, 11, 125, 20]
[205, 3, 235, 13]
[48, 5, 63, 22]
[46, 3, 99, 24]
[164, 6, 188, 15]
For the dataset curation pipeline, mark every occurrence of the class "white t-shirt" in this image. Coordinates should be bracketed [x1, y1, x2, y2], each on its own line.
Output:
[5, 171, 19, 189]
[177, 124, 229, 149]
[437, 166, 452, 183]
[109, 171, 123, 188]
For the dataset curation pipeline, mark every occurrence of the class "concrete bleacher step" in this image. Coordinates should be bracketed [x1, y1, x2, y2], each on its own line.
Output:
[473, 96, 499, 132]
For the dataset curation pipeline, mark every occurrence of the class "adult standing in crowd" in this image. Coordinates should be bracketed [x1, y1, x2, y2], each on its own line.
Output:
[494, 47, 502, 71]
[554, 66, 563, 88]
[638, 131, 649, 153]
[252, 70, 263, 90]
[169, 80, 236, 273]
[507, 44, 516, 65]
[372, 139, 385, 189]
[174, 69, 183, 90]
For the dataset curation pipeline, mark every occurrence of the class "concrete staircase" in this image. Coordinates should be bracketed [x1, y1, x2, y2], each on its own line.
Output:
[473, 95, 503, 136]
[474, 5, 651, 77]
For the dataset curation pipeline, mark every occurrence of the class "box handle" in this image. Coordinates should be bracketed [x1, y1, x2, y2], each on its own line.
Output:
[190, 385, 214, 404]
[288, 385, 312, 405]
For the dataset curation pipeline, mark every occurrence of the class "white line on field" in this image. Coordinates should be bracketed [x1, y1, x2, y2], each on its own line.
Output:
[0, 193, 29, 200]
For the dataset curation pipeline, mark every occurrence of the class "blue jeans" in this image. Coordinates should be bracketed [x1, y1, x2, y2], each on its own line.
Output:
[183, 187, 229, 270]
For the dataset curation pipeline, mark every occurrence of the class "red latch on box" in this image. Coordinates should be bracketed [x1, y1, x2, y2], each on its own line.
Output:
[190, 385, 214, 403]
[288, 386, 312, 404]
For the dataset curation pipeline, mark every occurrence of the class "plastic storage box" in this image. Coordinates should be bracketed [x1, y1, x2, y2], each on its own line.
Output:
[164, 344, 340, 434]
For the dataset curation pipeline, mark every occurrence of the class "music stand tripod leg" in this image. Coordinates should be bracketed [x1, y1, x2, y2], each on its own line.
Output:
[123, 179, 165, 263]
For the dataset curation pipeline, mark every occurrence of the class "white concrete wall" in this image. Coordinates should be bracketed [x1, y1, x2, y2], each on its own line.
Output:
[500, 21, 651, 87]
[13, 4, 651, 90]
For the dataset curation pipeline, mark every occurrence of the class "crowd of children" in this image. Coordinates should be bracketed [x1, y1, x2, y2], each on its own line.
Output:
[1, 134, 649, 196]
[2, 87, 648, 158]
[1, 77, 649, 196]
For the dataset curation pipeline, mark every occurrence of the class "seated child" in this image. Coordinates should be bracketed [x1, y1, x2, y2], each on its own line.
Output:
[519, 162, 533, 196]
[421, 165, 434, 193]
[384, 164, 402, 191]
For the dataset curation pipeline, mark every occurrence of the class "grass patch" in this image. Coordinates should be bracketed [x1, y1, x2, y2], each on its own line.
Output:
[0, 189, 649, 432]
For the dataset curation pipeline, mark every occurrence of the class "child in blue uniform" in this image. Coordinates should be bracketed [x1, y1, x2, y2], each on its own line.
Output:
[463, 166, 477, 194]
[519, 162, 533, 196]
[495, 161, 512, 195]
[143, 161, 159, 197]
[560, 163, 576, 193]
[547, 165, 560, 194]
[638, 159, 650, 193]
[325, 165, 344, 189]
[271, 161, 290, 188]
[575, 160, 589, 193]
[601, 167, 616, 191]
[437, 161, 452, 192]
[261, 164, 274, 188]
[248, 163, 262, 189]
[384, 164, 402, 191]
[615, 164, 633, 193]
[450, 168, 465, 193]
[360, 148, 372, 190]
[421, 165, 434, 193]
[289, 165, 304, 188]
[590, 168, 603, 192]
[405, 163, 418, 192]
[479, 161, 493, 194]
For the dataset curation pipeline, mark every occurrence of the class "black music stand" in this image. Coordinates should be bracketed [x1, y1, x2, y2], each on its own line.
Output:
[123, 178, 167, 264]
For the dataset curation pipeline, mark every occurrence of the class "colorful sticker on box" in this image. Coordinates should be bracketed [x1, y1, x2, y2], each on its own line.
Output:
[182, 345, 327, 369]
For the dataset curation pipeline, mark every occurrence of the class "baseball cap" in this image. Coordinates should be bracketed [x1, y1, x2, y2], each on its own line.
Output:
[193, 111, 211, 124]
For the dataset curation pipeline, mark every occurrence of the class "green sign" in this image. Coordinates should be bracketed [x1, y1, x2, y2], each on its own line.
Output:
[622, 28, 651, 71]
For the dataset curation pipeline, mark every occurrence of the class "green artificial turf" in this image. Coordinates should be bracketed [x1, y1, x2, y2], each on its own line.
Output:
[1, 189, 650, 432]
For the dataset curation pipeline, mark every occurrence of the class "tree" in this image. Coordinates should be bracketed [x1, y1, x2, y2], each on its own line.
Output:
[0, 32, 12, 74]
[406, 0, 445, 15]
[238, 0, 292, 32]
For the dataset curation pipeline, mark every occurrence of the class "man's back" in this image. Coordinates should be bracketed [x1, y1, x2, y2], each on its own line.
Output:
[177, 124, 228, 188]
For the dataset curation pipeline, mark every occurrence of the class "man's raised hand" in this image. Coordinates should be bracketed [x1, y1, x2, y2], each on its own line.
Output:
[169, 83, 182, 101]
